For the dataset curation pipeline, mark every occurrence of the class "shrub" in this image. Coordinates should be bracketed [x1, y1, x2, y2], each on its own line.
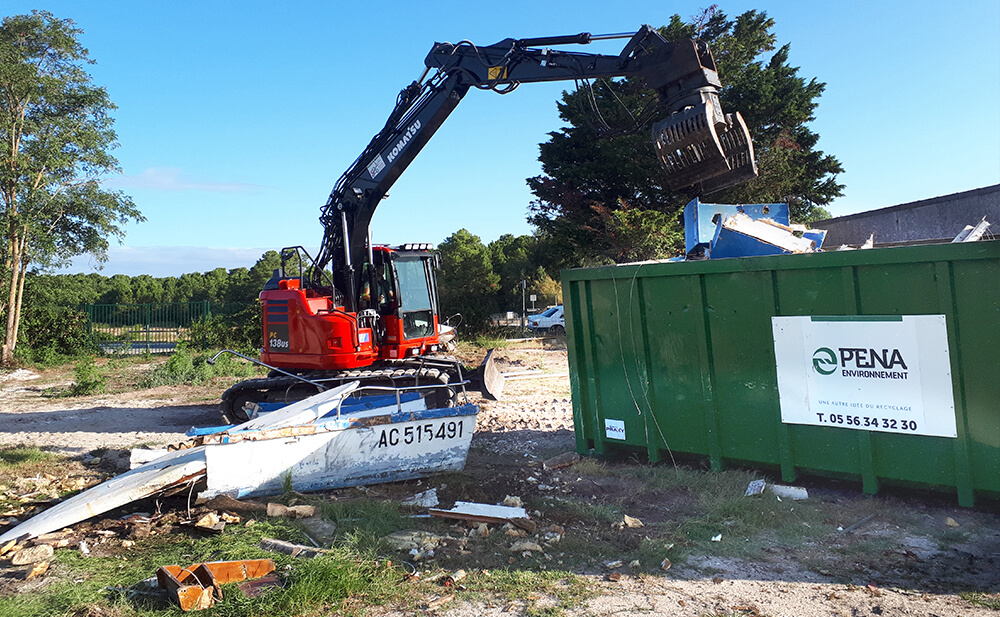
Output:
[70, 357, 106, 396]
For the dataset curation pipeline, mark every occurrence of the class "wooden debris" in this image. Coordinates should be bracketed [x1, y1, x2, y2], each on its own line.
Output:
[0, 539, 19, 558]
[23, 561, 49, 580]
[842, 514, 876, 534]
[266, 503, 317, 519]
[11, 544, 53, 565]
[199, 494, 267, 513]
[509, 540, 542, 553]
[423, 593, 456, 610]
[510, 517, 537, 533]
[543, 452, 581, 470]
[32, 529, 77, 548]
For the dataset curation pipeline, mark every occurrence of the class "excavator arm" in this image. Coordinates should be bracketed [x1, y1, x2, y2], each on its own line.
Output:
[313, 26, 756, 312]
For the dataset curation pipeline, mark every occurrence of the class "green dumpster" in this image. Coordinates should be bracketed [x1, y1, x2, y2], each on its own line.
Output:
[562, 240, 999, 506]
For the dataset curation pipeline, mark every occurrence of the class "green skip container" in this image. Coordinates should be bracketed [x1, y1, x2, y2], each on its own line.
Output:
[562, 240, 999, 506]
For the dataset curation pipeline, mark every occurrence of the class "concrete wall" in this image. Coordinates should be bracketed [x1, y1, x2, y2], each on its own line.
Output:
[814, 185, 999, 246]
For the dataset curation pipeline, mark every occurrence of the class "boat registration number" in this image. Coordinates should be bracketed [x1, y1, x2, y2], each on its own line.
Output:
[376, 420, 465, 448]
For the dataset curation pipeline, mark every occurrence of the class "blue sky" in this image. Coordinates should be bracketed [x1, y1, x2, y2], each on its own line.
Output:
[6, 1, 999, 277]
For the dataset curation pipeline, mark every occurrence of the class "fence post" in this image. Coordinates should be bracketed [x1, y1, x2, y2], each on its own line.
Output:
[145, 303, 151, 354]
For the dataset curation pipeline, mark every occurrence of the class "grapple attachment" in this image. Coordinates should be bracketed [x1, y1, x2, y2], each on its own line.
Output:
[653, 102, 757, 195]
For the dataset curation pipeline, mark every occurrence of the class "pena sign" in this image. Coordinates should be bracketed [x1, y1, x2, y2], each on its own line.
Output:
[772, 315, 957, 438]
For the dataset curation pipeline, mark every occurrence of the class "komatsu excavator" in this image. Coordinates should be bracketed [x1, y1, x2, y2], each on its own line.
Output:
[219, 25, 757, 422]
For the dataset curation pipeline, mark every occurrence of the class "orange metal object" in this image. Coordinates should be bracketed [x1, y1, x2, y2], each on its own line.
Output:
[156, 559, 276, 611]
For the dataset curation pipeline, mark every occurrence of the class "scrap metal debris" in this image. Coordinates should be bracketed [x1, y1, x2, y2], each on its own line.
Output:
[952, 217, 992, 242]
[428, 501, 529, 525]
[156, 559, 276, 611]
[1, 381, 479, 545]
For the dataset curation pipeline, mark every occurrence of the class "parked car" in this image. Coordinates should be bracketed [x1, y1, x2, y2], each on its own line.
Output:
[527, 305, 564, 334]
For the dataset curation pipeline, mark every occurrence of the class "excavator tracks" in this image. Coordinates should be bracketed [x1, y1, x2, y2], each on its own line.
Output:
[219, 361, 461, 424]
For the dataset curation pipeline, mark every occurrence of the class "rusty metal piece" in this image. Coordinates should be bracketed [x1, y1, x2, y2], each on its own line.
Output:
[238, 573, 282, 597]
[156, 559, 276, 611]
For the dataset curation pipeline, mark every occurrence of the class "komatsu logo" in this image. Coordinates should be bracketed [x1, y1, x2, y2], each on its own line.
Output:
[386, 120, 421, 163]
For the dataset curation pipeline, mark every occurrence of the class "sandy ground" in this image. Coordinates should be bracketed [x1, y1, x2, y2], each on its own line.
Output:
[1, 351, 998, 616]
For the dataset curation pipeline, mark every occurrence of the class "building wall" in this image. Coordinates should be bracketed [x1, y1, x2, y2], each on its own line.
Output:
[814, 185, 999, 246]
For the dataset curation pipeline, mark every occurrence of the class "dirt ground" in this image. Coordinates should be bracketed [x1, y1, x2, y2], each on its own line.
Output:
[1, 346, 998, 616]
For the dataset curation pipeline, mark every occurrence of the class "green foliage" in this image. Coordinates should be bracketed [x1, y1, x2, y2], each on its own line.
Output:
[137, 345, 259, 388]
[16, 306, 97, 365]
[528, 9, 843, 266]
[69, 356, 105, 395]
[437, 229, 500, 332]
[0, 513, 405, 617]
[186, 302, 262, 351]
[0, 11, 145, 364]
[0, 445, 57, 469]
[961, 592, 1000, 610]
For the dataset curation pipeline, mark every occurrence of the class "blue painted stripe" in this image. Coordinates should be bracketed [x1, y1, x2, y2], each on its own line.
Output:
[186, 403, 479, 437]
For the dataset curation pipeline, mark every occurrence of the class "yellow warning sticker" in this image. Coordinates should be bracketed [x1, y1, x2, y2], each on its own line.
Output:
[488, 66, 507, 80]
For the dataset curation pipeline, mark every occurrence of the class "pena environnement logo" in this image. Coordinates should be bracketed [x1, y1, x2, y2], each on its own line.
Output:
[812, 347, 837, 375]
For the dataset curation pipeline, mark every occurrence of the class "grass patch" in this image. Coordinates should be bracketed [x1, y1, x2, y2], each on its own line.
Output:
[961, 591, 1000, 609]
[0, 515, 408, 617]
[320, 499, 406, 548]
[0, 446, 58, 469]
[536, 496, 620, 525]
[462, 568, 592, 617]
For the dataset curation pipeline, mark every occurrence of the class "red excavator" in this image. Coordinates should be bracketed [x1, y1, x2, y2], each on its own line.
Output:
[218, 25, 756, 422]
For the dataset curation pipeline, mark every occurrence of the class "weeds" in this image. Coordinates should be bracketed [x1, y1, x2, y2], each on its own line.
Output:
[0, 515, 405, 617]
[69, 356, 106, 396]
[137, 345, 261, 388]
[961, 591, 1000, 609]
[0, 446, 57, 469]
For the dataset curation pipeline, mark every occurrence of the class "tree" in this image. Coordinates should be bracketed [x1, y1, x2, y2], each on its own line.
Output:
[436, 229, 499, 331]
[487, 233, 538, 312]
[527, 9, 843, 265]
[0, 11, 143, 363]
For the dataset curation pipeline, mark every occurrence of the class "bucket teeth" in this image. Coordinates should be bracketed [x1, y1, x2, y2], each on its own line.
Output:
[653, 104, 757, 193]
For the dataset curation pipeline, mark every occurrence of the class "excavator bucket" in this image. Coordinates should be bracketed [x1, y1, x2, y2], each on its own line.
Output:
[653, 102, 757, 194]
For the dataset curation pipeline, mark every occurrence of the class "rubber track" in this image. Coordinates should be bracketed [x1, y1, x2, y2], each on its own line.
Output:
[219, 364, 457, 423]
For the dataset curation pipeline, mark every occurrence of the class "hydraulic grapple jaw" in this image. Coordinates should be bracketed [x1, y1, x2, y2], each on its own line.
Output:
[643, 40, 758, 194]
[653, 101, 757, 195]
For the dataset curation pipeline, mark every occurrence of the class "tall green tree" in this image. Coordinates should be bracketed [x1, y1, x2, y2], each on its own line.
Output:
[436, 229, 499, 331]
[527, 9, 843, 266]
[0, 11, 142, 363]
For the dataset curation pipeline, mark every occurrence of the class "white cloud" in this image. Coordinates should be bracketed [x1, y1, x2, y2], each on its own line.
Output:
[103, 167, 267, 193]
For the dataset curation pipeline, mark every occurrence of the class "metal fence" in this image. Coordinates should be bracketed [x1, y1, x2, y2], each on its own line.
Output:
[83, 301, 253, 354]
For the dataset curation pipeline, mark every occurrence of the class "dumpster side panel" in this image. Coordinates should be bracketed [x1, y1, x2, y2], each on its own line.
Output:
[701, 271, 783, 465]
[952, 258, 1000, 494]
[564, 241, 999, 503]
[853, 262, 961, 489]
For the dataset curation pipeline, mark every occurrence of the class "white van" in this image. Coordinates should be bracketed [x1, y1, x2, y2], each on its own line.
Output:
[527, 305, 564, 334]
